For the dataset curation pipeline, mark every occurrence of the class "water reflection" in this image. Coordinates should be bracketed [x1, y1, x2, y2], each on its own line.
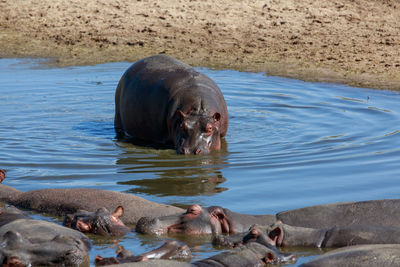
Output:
[115, 140, 228, 199]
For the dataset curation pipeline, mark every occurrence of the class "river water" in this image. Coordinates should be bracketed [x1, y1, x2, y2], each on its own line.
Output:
[1, 58, 400, 265]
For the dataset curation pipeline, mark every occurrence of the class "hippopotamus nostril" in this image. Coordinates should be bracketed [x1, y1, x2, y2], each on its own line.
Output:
[250, 228, 259, 237]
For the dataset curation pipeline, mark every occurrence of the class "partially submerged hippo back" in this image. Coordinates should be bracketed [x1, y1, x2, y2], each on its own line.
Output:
[277, 199, 400, 229]
[114, 55, 228, 154]
[300, 244, 400, 267]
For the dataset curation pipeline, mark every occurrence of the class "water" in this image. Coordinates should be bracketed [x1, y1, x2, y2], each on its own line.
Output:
[1, 58, 400, 265]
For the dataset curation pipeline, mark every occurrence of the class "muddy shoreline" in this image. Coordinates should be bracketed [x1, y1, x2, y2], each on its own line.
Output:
[1, 0, 399, 90]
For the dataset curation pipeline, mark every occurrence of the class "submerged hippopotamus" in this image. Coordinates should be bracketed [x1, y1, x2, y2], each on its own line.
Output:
[0, 185, 183, 225]
[136, 199, 400, 239]
[114, 54, 229, 155]
[0, 206, 90, 267]
[96, 241, 296, 266]
[64, 206, 131, 236]
[95, 240, 191, 266]
[136, 204, 276, 235]
[194, 242, 297, 266]
[277, 198, 400, 229]
[214, 222, 400, 249]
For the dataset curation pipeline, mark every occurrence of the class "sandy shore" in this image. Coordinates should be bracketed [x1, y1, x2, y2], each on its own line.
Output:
[1, 0, 399, 90]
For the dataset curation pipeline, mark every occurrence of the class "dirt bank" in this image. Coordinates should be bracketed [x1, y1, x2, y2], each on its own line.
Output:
[0, 0, 399, 90]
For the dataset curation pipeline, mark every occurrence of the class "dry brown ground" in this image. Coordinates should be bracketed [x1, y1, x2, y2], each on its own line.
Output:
[0, 0, 399, 90]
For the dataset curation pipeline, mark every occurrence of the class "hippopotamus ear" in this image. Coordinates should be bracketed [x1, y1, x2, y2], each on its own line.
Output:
[4, 257, 24, 267]
[211, 208, 230, 233]
[112, 206, 124, 219]
[268, 224, 284, 246]
[76, 220, 91, 232]
[176, 110, 187, 121]
[264, 252, 277, 264]
[213, 112, 221, 122]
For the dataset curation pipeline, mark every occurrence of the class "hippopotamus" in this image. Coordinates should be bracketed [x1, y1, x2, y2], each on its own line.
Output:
[214, 222, 400, 249]
[0, 206, 90, 267]
[95, 240, 191, 266]
[114, 54, 229, 155]
[136, 204, 276, 235]
[193, 242, 297, 266]
[0, 184, 183, 225]
[277, 198, 400, 229]
[300, 244, 400, 267]
[64, 206, 131, 236]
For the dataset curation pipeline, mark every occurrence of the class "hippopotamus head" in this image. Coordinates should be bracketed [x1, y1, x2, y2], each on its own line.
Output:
[174, 110, 222, 155]
[213, 224, 283, 249]
[0, 230, 89, 267]
[136, 204, 234, 235]
[64, 206, 131, 236]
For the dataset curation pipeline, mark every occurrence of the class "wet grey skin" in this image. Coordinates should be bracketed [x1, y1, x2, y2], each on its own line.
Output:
[0, 206, 90, 267]
[300, 244, 400, 267]
[214, 222, 400, 249]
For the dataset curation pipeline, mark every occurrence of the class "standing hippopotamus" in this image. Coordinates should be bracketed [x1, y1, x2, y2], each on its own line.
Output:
[114, 55, 228, 155]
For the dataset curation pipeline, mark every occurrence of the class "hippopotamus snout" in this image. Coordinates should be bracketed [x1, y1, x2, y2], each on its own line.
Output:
[178, 139, 211, 155]
[176, 113, 221, 155]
